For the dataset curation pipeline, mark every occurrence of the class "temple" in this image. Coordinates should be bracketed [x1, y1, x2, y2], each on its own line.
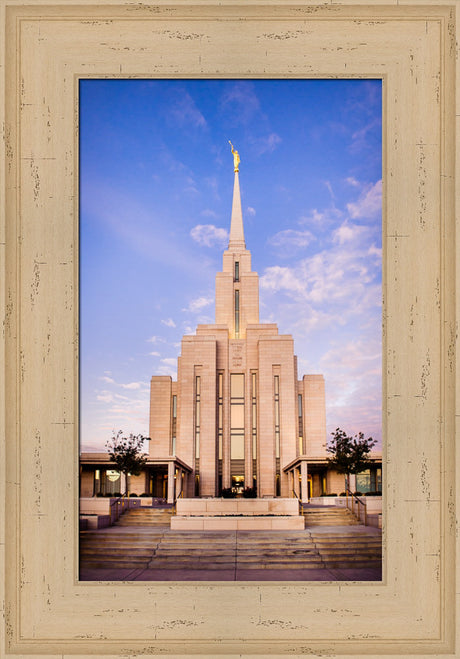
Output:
[80, 147, 382, 505]
[147, 144, 327, 502]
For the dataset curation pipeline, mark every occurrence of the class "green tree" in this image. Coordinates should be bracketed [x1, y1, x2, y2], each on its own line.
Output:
[327, 427, 377, 493]
[105, 430, 150, 497]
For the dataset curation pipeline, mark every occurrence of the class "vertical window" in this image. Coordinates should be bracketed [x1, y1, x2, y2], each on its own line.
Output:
[171, 394, 177, 455]
[218, 372, 223, 460]
[234, 290, 240, 338]
[298, 393, 303, 455]
[230, 373, 244, 459]
[195, 376, 201, 459]
[251, 372, 257, 460]
[94, 469, 101, 496]
[234, 261, 240, 282]
[274, 375, 280, 459]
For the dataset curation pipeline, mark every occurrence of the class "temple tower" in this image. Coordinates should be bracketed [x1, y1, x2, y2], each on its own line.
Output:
[149, 144, 327, 499]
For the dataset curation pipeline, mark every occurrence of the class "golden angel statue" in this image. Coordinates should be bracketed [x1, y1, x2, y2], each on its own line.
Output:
[228, 140, 240, 172]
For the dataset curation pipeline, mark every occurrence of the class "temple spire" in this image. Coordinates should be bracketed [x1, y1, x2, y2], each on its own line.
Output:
[228, 142, 245, 250]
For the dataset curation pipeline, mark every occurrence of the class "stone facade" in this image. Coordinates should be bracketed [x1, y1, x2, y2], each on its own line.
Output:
[80, 160, 382, 504]
[148, 166, 328, 500]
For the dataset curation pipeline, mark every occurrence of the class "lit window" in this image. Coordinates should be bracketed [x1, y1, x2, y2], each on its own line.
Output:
[274, 375, 280, 458]
[235, 290, 240, 338]
[195, 376, 200, 459]
[230, 373, 244, 460]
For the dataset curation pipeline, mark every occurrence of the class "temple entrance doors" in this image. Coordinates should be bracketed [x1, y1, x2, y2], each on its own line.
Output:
[231, 475, 244, 496]
[149, 467, 168, 499]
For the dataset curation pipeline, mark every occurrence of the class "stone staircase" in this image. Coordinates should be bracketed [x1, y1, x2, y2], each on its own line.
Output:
[150, 531, 324, 570]
[80, 528, 162, 570]
[115, 506, 174, 527]
[309, 530, 382, 569]
[80, 526, 381, 574]
[301, 505, 359, 526]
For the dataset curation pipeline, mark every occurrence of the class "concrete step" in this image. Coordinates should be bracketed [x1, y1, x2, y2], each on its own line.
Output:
[81, 548, 155, 558]
[114, 508, 174, 527]
[324, 559, 382, 569]
[312, 538, 381, 546]
[81, 558, 153, 569]
[80, 526, 382, 573]
[302, 507, 360, 527]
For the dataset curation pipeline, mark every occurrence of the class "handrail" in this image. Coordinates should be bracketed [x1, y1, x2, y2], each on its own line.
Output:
[292, 489, 299, 500]
[172, 488, 183, 514]
[345, 487, 367, 525]
[109, 494, 129, 524]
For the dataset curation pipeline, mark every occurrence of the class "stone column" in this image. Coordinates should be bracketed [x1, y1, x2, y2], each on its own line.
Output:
[300, 461, 309, 504]
[175, 469, 181, 498]
[167, 462, 175, 504]
[294, 467, 301, 499]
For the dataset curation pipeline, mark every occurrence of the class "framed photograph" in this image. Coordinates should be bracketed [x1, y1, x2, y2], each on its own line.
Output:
[78, 77, 383, 583]
[1, 0, 457, 656]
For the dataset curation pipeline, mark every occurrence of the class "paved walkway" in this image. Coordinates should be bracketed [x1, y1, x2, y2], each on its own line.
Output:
[80, 565, 381, 581]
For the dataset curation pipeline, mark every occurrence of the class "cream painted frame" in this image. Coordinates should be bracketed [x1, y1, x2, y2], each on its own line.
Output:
[0, 1, 457, 657]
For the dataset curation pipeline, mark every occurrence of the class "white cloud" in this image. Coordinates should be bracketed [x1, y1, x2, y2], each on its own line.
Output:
[320, 336, 382, 444]
[299, 206, 342, 227]
[184, 176, 199, 195]
[345, 176, 360, 187]
[333, 221, 365, 245]
[253, 132, 282, 154]
[99, 375, 115, 384]
[169, 90, 207, 128]
[147, 335, 166, 344]
[157, 358, 178, 378]
[246, 206, 256, 216]
[220, 81, 260, 124]
[161, 318, 176, 328]
[260, 266, 306, 296]
[350, 118, 381, 153]
[190, 224, 229, 248]
[201, 208, 219, 219]
[96, 392, 114, 403]
[183, 296, 214, 313]
[260, 239, 381, 311]
[269, 229, 314, 250]
[323, 180, 335, 201]
[149, 351, 161, 357]
[119, 381, 143, 390]
[347, 180, 382, 219]
[161, 358, 177, 367]
[368, 244, 382, 259]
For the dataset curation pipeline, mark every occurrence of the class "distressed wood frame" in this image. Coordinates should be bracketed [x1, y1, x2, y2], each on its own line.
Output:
[0, 1, 458, 656]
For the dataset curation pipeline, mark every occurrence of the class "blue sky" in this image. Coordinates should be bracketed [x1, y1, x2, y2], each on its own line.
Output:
[80, 79, 382, 452]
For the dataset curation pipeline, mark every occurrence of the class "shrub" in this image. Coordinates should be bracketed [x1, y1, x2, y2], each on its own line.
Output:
[96, 492, 105, 497]
[140, 493, 150, 497]
[242, 486, 257, 498]
[129, 493, 138, 497]
[221, 487, 236, 498]
[365, 491, 382, 496]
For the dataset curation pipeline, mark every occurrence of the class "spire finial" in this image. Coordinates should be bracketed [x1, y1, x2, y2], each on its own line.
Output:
[229, 140, 240, 172]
